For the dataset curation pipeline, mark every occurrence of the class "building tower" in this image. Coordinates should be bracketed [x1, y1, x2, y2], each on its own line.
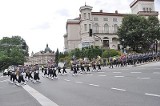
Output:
[79, 4, 94, 48]
[130, 0, 159, 17]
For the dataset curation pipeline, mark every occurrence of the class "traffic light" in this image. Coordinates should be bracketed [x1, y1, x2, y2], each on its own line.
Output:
[89, 29, 92, 37]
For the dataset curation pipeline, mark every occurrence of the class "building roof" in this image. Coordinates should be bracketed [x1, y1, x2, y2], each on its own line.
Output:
[130, 0, 154, 8]
[45, 44, 52, 53]
[91, 12, 129, 17]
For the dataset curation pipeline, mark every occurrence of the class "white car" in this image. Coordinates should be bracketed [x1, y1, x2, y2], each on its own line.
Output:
[3, 69, 9, 76]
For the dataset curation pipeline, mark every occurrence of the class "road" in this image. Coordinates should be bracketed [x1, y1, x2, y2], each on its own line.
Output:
[0, 62, 160, 106]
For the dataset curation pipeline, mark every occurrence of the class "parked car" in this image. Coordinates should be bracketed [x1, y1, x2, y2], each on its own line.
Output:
[3, 69, 9, 76]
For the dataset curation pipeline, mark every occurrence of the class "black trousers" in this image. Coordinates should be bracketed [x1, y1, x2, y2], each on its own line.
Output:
[34, 73, 40, 80]
[10, 73, 17, 82]
[63, 67, 67, 73]
[52, 69, 57, 77]
[18, 75, 25, 83]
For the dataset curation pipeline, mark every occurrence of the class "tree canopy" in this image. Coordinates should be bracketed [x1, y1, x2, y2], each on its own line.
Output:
[0, 36, 29, 71]
[118, 15, 160, 52]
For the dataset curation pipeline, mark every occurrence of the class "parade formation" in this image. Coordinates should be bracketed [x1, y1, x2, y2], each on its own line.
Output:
[5, 51, 160, 86]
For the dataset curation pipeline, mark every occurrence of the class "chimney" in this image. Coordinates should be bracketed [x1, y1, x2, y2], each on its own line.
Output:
[100, 10, 103, 13]
[115, 10, 118, 14]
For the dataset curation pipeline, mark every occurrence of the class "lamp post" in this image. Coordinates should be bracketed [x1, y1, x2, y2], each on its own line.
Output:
[155, 39, 158, 53]
[92, 33, 103, 57]
[121, 39, 124, 53]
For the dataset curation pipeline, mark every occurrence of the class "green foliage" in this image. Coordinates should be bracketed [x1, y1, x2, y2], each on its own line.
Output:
[118, 15, 160, 53]
[69, 46, 102, 60]
[55, 48, 59, 64]
[0, 36, 28, 71]
[102, 49, 120, 58]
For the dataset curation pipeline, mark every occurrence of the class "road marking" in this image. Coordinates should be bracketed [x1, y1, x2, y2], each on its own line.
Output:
[154, 68, 160, 70]
[114, 76, 124, 78]
[64, 79, 70, 82]
[75, 81, 83, 84]
[137, 77, 150, 80]
[113, 72, 121, 73]
[145, 93, 160, 98]
[97, 72, 105, 74]
[0, 76, 8, 78]
[153, 72, 160, 74]
[98, 74, 106, 77]
[23, 85, 59, 106]
[111, 88, 126, 92]
[118, 69, 129, 70]
[0, 79, 9, 83]
[130, 72, 142, 74]
[89, 84, 99, 87]
[86, 74, 93, 76]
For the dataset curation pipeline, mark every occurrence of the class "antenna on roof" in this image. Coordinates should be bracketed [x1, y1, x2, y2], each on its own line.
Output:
[85, 2, 86, 6]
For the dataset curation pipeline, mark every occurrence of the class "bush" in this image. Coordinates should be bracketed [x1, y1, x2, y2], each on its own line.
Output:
[102, 49, 120, 58]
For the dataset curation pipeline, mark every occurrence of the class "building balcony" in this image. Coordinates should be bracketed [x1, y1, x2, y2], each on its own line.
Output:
[137, 11, 159, 16]
[93, 29, 117, 35]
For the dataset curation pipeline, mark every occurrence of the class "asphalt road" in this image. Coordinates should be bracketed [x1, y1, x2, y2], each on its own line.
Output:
[0, 62, 160, 106]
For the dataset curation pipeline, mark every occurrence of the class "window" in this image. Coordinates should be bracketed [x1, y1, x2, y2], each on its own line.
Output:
[94, 23, 99, 33]
[143, 8, 145, 11]
[84, 13, 86, 19]
[149, 8, 152, 12]
[104, 24, 109, 33]
[146, 8, 149, 11]
[94, 17, 98, 21]
[113, 18, 117, 22]
[114, 24, 118, 33]
[88, 13, 90, 19]
[104, 18, 108, 21]
[84, 24, 87, 31]
[89, 24, 91, 30]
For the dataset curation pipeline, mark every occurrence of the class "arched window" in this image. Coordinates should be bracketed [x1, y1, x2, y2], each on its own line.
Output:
[114, 24, 118, 33]
[94, 23, 99, 33]
[104, 24, 109, 33]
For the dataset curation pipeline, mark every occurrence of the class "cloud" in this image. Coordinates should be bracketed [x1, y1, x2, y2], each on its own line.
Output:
[31, 22, 51, 30]
[94, 0, 131, 13]
[56, 9, 70, 17]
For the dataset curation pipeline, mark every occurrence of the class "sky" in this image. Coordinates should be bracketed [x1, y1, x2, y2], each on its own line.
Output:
[0, 0, 159, 55]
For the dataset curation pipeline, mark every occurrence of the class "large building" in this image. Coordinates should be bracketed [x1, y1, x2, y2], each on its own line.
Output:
[24, 44, 55, 65]
[64, 0, 159, 51]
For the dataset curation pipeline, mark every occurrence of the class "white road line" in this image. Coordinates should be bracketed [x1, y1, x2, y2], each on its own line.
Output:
[153, 72, 160, 74]
[137, 77, 150, 80]
[98, 75, 106, 77]
[86, 74, 93, 76]
[118, 69, 129, 70]
[154, 68, 160, 70]
[145, 93, 160, 98]
[0, 79, 9, 83]
[130, 72, 142, 74]
[23, 85, 59, 106]
[89, 84, 99, 87]
[114, 76, 124, 78]
[113, 72, 121, 73]
[111, 88, 126, 92]
[64, 79, 70, 82]
[75, 81, 83, 84]
[97, 72, 105, 74]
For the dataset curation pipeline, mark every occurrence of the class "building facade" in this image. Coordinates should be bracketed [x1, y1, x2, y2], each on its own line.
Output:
[64, 0, 159, 51]
[24, 44, 55, 65]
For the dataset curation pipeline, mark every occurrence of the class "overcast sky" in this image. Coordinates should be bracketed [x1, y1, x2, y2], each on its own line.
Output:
[0, 0, 159, 55]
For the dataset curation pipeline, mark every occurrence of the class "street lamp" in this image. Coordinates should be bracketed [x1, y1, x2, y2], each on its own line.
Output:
[121, 39, 124, 53]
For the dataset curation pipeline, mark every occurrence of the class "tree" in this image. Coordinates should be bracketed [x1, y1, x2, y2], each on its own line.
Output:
[0, 36, 29, 71]
[117, 15, 160, 53]
[55, 48, 59, 65]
